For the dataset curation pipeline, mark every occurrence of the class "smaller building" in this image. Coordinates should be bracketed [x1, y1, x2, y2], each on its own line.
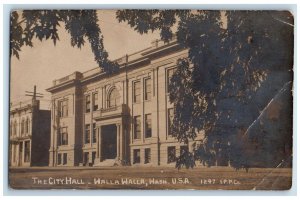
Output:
[9, 98, 51, 167]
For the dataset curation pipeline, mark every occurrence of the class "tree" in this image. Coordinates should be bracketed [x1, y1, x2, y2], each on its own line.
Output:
[117, 10, 293, 169]
[10, 10, 119, 73]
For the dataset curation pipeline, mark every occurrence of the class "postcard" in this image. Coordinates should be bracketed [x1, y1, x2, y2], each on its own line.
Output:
[8, 9, 293, 190]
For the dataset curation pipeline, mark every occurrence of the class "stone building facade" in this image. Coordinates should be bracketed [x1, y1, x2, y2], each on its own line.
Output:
[9, 99, 51, 167]
[47, 38, 204, 167]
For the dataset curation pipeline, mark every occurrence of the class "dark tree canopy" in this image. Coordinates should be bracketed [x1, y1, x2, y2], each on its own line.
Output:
[117, 10, 293, 169]
[10, 10, 119, 73]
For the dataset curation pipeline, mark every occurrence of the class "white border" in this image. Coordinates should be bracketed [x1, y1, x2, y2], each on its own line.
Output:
[1, 1, 299, 199]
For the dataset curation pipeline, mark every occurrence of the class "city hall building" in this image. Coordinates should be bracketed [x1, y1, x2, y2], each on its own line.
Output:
[47, 37, 204, 167]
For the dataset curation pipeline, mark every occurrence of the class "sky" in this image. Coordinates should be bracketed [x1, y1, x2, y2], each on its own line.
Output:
[10, 10, 161, 109]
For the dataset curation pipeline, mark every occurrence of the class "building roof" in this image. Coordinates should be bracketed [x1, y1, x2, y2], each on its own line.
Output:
[46, 35, 181, 93]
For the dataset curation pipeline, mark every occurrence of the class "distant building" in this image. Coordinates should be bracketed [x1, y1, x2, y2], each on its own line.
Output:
[47, 37, 204, 167]
[9, 98, 51, 167]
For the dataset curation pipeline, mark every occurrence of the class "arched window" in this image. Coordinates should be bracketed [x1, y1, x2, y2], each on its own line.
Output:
[26, 118, 30, 134]
[21, 119, 25, 135]
[107, 88, 120, 108]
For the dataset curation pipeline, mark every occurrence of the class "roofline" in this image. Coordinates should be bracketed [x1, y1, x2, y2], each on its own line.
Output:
[46, 37, 181, 93]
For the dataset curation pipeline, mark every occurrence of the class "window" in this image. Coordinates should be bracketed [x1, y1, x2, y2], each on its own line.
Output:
[145, 78, 151, 100]
[168, 108, 174, 136]
[180, 145, 189, 155]
[85, 124, 90, 144]
[133, 81, 141, 103]
[92, 151, 96, 165]
[108, 88, 120, 107]
[145, 148, 151, 164]
[92, 123, 97, 143]
[145, 114, 152, 138]
[133, 149, 140, 164]
[25, 118, 30, 134]
[21, 119, 25, 135]
[57, 153, 62, 165]
[59, 99, 68, 117]
[86, 95, 91, 113]
[167, 146, 176, 163]
[59, 127, 68, 145]
[167, 68, 176, 93]
[24, 141, 30, 162]
[93, 93, 98, 111]
[63, 153, 67, 165]
[84, 152, 89, 166]
[133, 116, 141, 139]
[13, 145, 17, 162]
[13, 121, 17, 135]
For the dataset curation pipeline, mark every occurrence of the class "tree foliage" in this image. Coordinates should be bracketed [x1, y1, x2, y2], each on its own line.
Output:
[10, 10, 119, 73]
[117, 10, 293, 169]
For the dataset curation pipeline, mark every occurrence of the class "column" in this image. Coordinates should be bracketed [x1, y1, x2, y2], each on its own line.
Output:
[10, 144, 13, 166]
[96, 126, 102, 161]
[16, 143, 19, 166]
[119, 123, 123, 162]
[96, 127, 99, 158]
[29, 140, 32, 166]
[116, 124, 120, 160]
[22, 141, 25, 166]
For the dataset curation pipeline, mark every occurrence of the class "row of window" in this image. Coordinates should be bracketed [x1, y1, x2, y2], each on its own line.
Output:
[133, 78, 152, 103]
[11, 141, 31, 163]
[57, 151, 97, 166]
[85, 123, 97, 144]
[133, 114, 152, 139]
[58, 99, 68, 117]
[133, 107, 174, 139]
[85, 78, 152, 113]
[86, 68, 174, 111]
[57, 108, 174, 146]
[85, 89, 118, 113]
[57, 67, 176, 117]
[85, 93, 99, 113]
[83, 151, 96, 166]
[167, 146, 188, 163]
[10, 118, 30, 136]
[58, 127, 68, 146]
[132, 145, 187, 164]
[133, 148, 151, 164]
[56, 146, 187, 166]
[57, 153, 68, 165]
[57, 124, 98, 146]
[133, 67, 176, 104]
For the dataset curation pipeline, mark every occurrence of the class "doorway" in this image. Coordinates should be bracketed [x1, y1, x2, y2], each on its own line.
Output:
[101, 124, 117, 160]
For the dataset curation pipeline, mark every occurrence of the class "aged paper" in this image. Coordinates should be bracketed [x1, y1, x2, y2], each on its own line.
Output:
[9, 10, 293, 190]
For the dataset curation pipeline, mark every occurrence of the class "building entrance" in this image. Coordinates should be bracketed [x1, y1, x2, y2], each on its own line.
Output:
[101, 124, 117, 160]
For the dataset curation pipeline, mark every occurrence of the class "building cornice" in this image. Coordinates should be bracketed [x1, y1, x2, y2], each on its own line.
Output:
[47, 38, 185, 93]
[46, 79, 80, 93]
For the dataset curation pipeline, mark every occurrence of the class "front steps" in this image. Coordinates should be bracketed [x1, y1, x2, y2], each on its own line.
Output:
[93, 158, 122, 167]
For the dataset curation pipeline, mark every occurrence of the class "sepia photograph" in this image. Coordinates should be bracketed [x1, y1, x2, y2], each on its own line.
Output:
[8, 9, 293, 190]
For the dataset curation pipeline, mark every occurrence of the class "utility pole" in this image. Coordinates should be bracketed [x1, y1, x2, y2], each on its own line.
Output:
[25, 85, 44, 109]
[25, 85, 44, 157]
